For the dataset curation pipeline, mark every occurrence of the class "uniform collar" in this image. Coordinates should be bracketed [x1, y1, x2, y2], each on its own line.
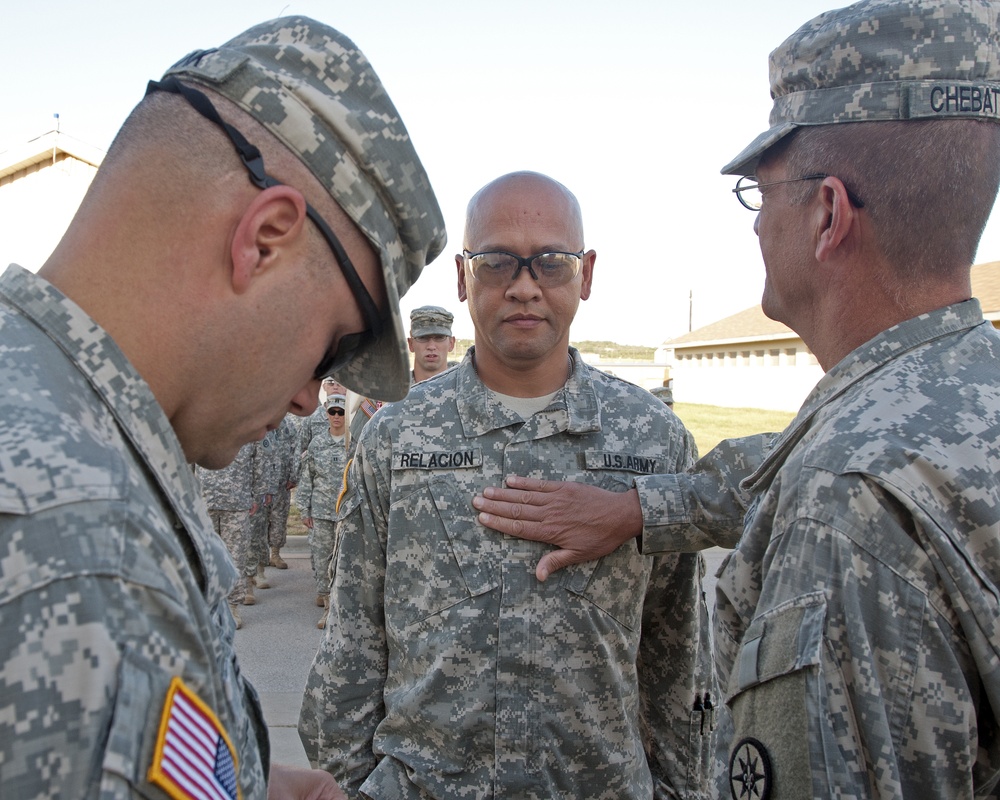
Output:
[455, 346, 601, 437]
[743, 299, 987, 495]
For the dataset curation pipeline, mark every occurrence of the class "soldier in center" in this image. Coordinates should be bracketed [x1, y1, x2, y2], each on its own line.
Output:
[299, 171, 716, 798]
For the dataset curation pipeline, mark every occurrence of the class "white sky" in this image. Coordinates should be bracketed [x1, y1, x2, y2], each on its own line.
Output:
[3, 0, 998, 345]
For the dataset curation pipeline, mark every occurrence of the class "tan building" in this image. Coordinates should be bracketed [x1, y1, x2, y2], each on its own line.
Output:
[660, 260, 1000, 412]
[0, 130, 104, 272]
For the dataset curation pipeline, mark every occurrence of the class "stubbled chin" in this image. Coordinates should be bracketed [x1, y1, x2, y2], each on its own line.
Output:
[196, 447, 240, 470]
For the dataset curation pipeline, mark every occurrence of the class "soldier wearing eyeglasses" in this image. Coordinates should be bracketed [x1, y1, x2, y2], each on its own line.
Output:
[470, 1, 1000, 798]
[0, 17, 445, 800]
[299, 171, 715, 799]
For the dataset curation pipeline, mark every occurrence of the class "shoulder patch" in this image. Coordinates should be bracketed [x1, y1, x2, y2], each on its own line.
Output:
[729, 737, 772, 800]
[148, 676, 241, 800]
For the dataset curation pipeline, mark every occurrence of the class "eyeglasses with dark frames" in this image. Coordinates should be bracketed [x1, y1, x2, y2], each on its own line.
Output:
[145, 76, 384, 381]
[462, 249, 584, 288]
[733, 173, 865, 211]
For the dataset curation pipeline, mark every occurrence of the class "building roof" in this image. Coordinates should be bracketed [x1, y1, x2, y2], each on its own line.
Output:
[667, 305, 796, 348]
[668, 260, 1000, 348]
[973, 260, 1000, 318]
[0, 130, 104, 181]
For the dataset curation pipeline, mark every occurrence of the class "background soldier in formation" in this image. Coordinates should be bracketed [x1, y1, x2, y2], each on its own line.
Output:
[296, 394, 350, 629]
[198, 442, 257, 628]
[250, 413, 299, 588]
[297, 377, 346, 476]
[407, 304, 458, 382]
[299, 171, 715, 799]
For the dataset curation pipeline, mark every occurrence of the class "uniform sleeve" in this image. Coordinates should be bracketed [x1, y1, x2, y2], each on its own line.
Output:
[294, 422, 313, 484]
[250, 441, 264, 500]
[280, 426, 297, 487]
[0, 503, 266, 799]
[296, 451, 314, 518]
[636, 434, 774, 554]
[298, 432, 390, 795]
[717, 473, 986, 799]
[639, 551, 716, 799]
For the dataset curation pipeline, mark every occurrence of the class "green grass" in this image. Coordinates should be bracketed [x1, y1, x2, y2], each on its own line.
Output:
[673, 403, 796, 456]
[286, 502, 309, 537]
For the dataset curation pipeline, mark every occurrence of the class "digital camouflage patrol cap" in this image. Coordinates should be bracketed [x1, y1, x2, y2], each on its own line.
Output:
[722, 0, 1000, 176]
[409, 305, 454, 337]
[650, 385, 674, 406]
[162, 17, 447, 401]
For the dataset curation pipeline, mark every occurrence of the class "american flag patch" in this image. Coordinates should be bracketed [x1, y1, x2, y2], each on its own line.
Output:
[148, 677, 241, 800]
[360, 397, 382, 419]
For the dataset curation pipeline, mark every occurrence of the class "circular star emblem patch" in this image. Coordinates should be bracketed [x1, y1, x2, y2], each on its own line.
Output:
[729, 737, 772, 799]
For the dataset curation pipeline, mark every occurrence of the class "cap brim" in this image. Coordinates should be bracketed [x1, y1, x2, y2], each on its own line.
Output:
[411, 326, 452, 337]
[329, 268, 410, 402]
[720, 122, 798, 176]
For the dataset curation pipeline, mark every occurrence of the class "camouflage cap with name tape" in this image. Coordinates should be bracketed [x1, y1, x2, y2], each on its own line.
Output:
[722, 0, 1000, 176]
[162, 17, 447, 401]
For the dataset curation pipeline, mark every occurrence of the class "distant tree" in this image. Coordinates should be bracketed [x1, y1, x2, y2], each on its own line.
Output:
[572, 340, 656, 361]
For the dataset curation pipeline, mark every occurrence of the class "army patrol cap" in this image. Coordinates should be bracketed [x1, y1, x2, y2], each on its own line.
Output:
[409, 305, 454, 337]
[650, 385, 674, 405]
[324, 393, 347, 411]
[722, 0, 1000, 176]
[162, 17, 447, 401]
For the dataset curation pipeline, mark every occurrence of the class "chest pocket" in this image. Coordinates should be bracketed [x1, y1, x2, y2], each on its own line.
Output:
[559, 473, 651, 631]
[385, 477, 500, 629]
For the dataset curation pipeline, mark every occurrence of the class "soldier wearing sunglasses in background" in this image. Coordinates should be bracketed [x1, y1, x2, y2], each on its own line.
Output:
[296, 377, 347, 478]
[299, 171, 715, 799]
[0, 17, 444, 800]
[296, 394, 350, 629]
[471, 1, 1000, 797]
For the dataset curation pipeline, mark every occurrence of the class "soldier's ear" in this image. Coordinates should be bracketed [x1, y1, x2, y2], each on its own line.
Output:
[456, 254, 469, 302]
[579, 249, 596, 301]
[230, 185, 309, 294]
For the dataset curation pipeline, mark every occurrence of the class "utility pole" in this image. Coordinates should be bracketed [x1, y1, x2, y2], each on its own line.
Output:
[52, 113, 60, 165]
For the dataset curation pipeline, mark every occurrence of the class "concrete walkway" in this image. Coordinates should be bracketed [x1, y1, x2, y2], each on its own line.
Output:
[234, 533, 323, 767]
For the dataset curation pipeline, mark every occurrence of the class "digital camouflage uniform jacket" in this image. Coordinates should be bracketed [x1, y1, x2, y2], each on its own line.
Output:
[197, 442, 255, 512]
[638, 300, 1000, 799]
[0, 266, 268, 797]
[296, 431, 348, 522]
[299, 348, 716, 799]
[296, 406, 331, 482]
[254, 417, 298, 500]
